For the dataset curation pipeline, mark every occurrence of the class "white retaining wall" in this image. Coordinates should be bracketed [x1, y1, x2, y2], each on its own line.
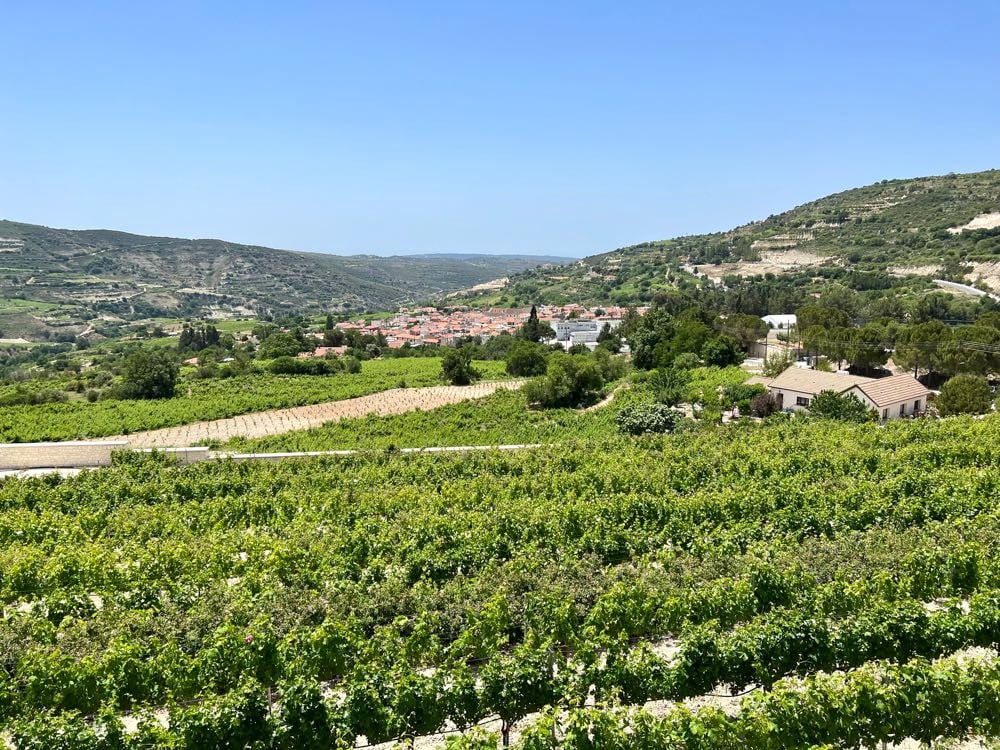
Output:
[0, 441, 129, 470]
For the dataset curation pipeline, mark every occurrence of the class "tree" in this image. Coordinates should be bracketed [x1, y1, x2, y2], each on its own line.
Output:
[121, 348, 179, 400]
[257, 332, 307, 359]
[807, 390, 873, 422]
[939, 325, 1000, 376]
[936, 374, 993, 416]
[701, 336, 743, 367]
[846, 324, 890, 374]
[796, 305, 852, 332]
[596, 322, 621, 353]
[441, 347, 479, 385]
[722, 313, 768, 351]
[522, 352, 603, 408]
[517, 306, 555, 343]
[505, 341, 548, 377]
[894, 321, 951, 378]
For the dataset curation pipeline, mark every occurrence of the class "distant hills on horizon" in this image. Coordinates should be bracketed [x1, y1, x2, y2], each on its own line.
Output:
[3, 167, 999, 340]
[0, 219, 571, 339]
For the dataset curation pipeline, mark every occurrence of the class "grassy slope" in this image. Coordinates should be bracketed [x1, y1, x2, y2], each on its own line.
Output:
[474, 169, 1000, 306]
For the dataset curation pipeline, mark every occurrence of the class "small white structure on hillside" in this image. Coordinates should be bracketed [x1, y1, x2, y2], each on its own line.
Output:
[750, 369, 931, 421]
[761, 314, 797, 329]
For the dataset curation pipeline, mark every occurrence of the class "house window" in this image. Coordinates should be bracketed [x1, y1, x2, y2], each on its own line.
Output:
[795, 396, 810, 407]
[914, 400, 921, 412]
[899, 404, 906, 416]
[882, 408, 889, 420]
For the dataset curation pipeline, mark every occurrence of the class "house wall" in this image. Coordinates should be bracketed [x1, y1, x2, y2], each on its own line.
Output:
[767, 386, 817, 411]
[846, 388, 926, 421]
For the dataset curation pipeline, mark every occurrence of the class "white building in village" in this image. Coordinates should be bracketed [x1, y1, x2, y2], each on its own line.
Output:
[748, 368, 932, 421]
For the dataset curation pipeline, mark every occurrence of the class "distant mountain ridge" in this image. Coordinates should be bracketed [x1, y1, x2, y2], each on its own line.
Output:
[0, 220, 567, 337]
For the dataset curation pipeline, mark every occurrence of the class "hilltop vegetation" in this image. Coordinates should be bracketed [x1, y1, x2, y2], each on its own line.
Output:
[0, 219, 567, 338]
[477, 169, 1000, 310]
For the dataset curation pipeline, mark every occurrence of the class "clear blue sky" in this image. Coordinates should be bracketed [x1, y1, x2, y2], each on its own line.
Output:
[2, 1, 998, 257]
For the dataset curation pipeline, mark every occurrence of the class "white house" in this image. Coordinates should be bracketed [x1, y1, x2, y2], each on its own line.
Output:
[845, 375, 932, 421]
[750, 369, 930, 420]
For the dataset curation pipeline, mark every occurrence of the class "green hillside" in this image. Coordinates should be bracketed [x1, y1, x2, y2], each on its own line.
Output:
[480, 169, 1000, 308]
[0, 220, 567, 338]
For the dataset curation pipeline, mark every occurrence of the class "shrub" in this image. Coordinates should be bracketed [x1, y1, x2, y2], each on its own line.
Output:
[523, 352, 604, 408]
[750, 392, 780, 417]
[936, 374, 993, 416]
[672, 352, 701, 370]
[650, 367, 690, 406]
[442, 347, 479, 386]
[723, 383, 766, 408]
[268, 357, 337, 376]
[762, 350, 795, 377]
[808, 390, 873, 422]
[616, 403, 682, 435]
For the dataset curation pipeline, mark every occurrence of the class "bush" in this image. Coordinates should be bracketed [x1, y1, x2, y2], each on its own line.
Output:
[442, 347, 479, 386]
[762, 351, 795, 377]
[268, 357, 338, 376]
[672, 352, 701, 370]
[119, 349, 179, 400]
[505, 341, 548, 377]
[936, 374, 993, 416]
[723, 383, 766, 409]
[750, 392, 780, 417]
[523, 352, 604, 408]
[807, 390, 873, 422]
[650, 367, 690, 406]
[616, 403, 682, 435]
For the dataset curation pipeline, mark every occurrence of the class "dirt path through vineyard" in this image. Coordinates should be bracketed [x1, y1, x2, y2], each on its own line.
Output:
[116, 380, 523, 449]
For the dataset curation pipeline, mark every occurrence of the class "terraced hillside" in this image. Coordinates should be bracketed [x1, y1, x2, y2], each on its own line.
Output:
[0, 220, 567, 337]
[477, 169, 1000, 307]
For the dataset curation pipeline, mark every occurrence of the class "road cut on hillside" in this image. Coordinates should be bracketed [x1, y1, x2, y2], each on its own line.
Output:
[114, 380, 524, 449]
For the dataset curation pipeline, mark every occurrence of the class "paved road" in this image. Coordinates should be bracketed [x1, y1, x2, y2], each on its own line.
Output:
[115, 380, 524, 449]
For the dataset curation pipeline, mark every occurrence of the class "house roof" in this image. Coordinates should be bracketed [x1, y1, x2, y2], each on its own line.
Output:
[767, 368, 871, 394]
[851, 374, 931, 407]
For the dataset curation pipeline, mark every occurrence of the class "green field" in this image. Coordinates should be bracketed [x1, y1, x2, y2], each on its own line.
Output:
[1, 413, 999, 746]
[0, 357, 507, 442]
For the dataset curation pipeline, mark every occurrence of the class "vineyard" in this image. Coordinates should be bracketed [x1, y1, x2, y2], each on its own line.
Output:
[0, 358, 506, 443]
[1, 412, 999, 747]
[220, 367, 746, 453]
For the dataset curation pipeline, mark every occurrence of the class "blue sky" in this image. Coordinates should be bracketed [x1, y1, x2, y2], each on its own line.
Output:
[2, 1, 998, 256]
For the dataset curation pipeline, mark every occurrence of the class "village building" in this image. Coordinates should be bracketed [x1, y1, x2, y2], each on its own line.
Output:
[750, 368, 931, 420]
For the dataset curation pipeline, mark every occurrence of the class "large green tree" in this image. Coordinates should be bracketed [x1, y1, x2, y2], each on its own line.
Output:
[517, 306, 555, 343]
[121, 349, 179, 400]
[936, 374, 993, 416]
